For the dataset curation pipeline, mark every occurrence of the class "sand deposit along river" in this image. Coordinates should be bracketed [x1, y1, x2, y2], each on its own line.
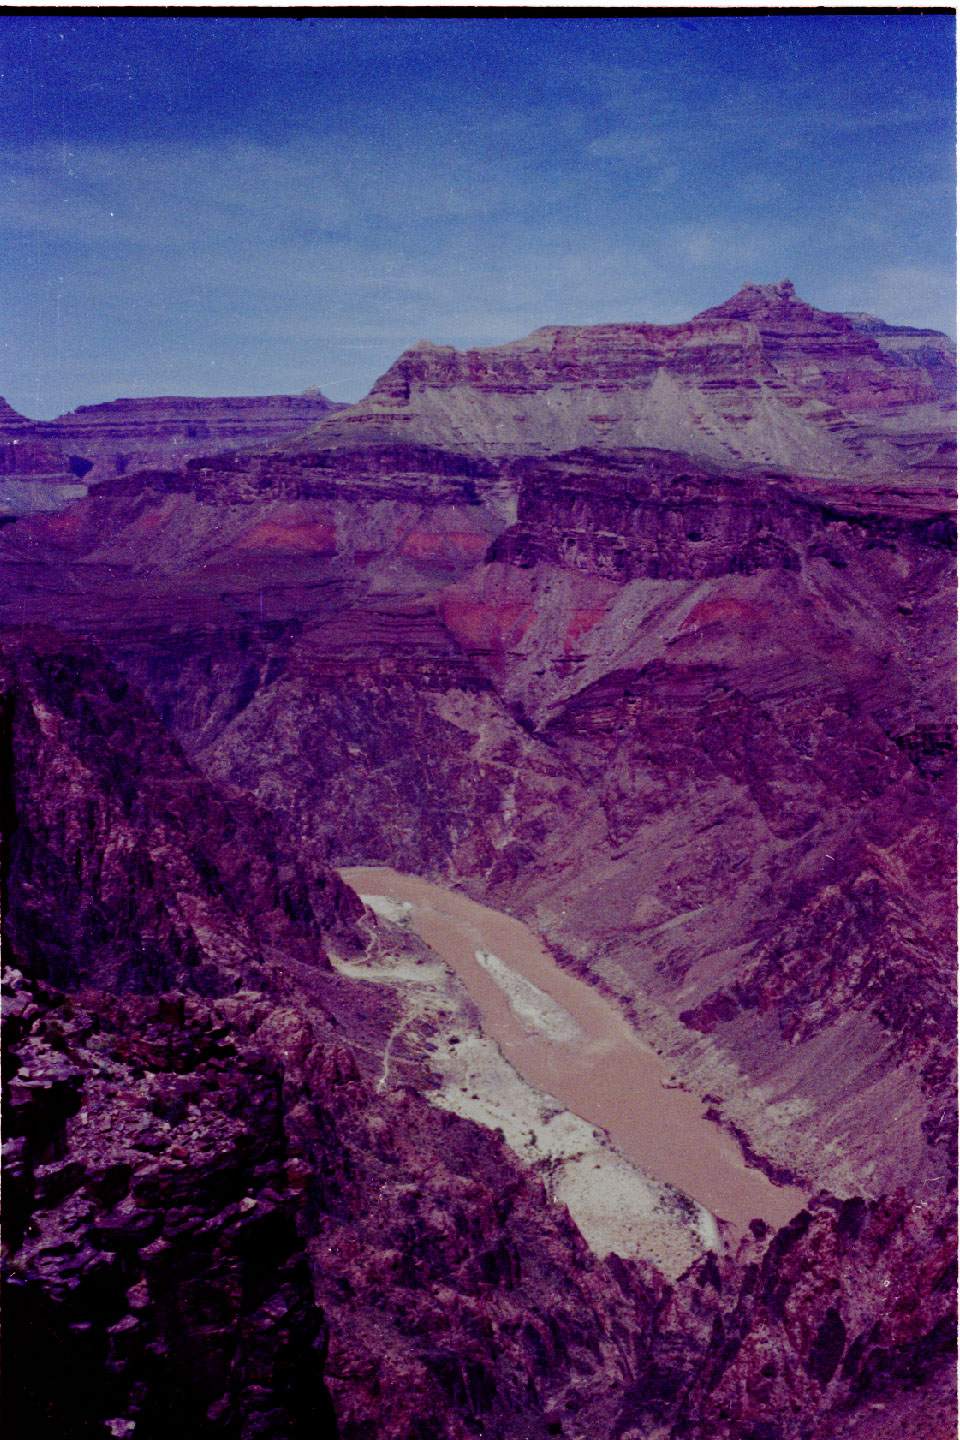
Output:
[339, 867, 805, 1269]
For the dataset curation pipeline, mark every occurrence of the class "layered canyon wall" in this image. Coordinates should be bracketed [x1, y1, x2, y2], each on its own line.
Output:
[0, 389, 343, 514]
[1, 282, 955, 1439]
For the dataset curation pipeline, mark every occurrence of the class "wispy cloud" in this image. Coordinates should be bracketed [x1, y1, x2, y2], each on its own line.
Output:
[3, 16, 954, 415]
[1, 137, 568, 252]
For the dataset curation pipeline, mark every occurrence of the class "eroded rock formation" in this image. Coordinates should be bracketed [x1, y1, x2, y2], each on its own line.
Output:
[0, 390, 343, 515]
[302, 282, 954, 480]
[1, 282, 955, 1438]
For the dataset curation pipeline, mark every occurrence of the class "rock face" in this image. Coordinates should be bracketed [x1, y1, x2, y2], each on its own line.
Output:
[0, 399, 91, 517]
[2, 966, 338, 1440]
[303, 282, 955, 480]
[672, 1195, 957, 1440]
[0, 282, 955, 1438]
[843, 312, 958, 400]
[0, 390, 343, 514]
[0, 630, 365, 996]
[50, 391, 346, 480]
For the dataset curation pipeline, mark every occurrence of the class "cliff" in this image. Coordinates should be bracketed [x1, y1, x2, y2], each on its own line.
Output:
[51, 391, 345, 480]
[299, 282, 955, 481]
[0, 389, 343, 515]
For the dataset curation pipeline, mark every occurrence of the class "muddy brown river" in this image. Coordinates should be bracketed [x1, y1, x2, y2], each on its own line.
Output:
[341, 866, 806, 1237]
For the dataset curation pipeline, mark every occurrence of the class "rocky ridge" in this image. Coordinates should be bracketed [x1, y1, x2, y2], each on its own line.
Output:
[0, 389, 343, 515]
[301, 282, 954, 481]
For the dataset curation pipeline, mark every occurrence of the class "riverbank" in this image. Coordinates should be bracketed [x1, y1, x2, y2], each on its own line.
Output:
[334, 869, 809, 1275]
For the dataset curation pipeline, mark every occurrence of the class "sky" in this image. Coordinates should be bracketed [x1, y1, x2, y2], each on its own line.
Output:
[3, 13, 956, 418]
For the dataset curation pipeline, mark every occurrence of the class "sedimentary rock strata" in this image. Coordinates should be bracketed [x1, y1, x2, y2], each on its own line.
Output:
[0, 389, 343, 514]
[1, 283, 955, 1438]
[303, 282, 954, 480]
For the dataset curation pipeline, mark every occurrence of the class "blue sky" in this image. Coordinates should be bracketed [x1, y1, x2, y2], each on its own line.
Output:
[3, 14, 955, 418]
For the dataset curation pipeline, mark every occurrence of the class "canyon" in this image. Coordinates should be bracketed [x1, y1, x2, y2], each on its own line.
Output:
[1, 281, 955, 1439]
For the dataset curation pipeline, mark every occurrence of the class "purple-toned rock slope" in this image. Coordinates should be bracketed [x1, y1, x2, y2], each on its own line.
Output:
[1, 283, 955, 1440]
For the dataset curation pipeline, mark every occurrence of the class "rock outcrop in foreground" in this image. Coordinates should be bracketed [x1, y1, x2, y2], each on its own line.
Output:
[3, 966, 337, 1440]
[1, 282, 955, 1439]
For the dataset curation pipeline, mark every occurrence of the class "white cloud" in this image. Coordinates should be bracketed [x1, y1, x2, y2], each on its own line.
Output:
[661, 218, 802, 273]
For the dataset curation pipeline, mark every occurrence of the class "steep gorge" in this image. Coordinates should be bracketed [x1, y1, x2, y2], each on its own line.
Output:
[1, 282, 955, 1439]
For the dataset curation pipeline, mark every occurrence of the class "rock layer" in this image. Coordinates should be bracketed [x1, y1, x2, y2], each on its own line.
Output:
[302, 282, 954, 480]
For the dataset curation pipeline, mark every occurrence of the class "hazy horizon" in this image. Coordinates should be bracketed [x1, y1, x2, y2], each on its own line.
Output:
[6, 14, 955, 419]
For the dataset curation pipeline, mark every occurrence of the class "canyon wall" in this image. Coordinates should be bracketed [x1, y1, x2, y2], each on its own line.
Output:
[1, 282, 955, 1439]
[0, 389, 343, 514]
[303, 282, 954, 481]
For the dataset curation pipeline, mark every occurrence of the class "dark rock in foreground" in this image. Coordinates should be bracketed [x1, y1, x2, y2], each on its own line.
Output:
[2, 965, 338, 1440]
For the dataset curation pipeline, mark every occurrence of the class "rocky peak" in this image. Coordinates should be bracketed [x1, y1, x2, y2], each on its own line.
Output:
[408, 338, 455, 353]
[697, 278, 800, 317]
[301, 283, 955, 479]
[692, 278, 846, 332]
